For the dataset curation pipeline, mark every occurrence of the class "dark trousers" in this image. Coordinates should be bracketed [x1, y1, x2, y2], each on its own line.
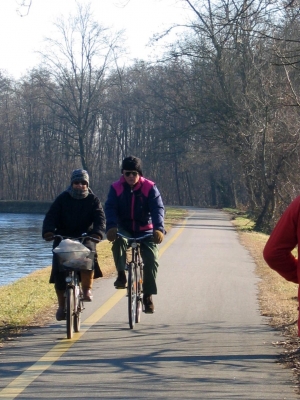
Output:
[112, 229, 159, 295]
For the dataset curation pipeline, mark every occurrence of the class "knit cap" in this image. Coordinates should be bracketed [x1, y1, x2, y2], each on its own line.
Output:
[121, 156, 143, 176]
[70, 169, 89, 186]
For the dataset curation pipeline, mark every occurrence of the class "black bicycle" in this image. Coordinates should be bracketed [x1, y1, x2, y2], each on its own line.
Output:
[117, 233, 153, 329]
[53, 234, 99, 339]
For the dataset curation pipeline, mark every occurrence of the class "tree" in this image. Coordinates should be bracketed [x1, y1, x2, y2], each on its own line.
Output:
[37, 2, 120, 172]
[164, 0, 300, 230]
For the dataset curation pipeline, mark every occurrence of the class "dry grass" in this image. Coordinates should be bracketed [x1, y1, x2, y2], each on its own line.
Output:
[0, 267, 56, 326]
[0, 207, 188, 345]
[240, 232, 298, 336]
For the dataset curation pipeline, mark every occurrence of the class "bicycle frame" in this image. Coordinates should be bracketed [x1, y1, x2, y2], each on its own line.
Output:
[117, 233, 153, 329]
[53, 234, 100, 339]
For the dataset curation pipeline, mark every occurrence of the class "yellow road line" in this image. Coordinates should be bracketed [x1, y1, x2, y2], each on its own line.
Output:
[159, 217, 188, 258]
[0, 217, 189, 399]
[0, 289, 125, 399]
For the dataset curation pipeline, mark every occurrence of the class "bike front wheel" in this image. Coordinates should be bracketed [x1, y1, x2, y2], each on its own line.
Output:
[74, 310, 81, 332]
[135, 266, 142, 323]
[128, 262, 137, 329]
[66, 287, 74, 339]
[73, 285, 82, 333]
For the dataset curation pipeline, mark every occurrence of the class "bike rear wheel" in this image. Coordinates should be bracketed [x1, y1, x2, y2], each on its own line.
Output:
[66, 287, 74, 339]
[128, 262, 137, 329]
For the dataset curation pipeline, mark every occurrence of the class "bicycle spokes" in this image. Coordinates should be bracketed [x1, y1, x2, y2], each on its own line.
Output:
[128, 263, 137, 329]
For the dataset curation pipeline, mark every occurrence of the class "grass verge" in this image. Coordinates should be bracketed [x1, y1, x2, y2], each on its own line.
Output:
[0, 207, 188, 345]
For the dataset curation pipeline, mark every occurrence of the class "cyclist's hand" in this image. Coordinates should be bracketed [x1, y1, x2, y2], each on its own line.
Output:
[44, 232, 54, 241]
[90, 234, 101, 243]
[106, 228, 118, 242]
[153, 230, 164, 244]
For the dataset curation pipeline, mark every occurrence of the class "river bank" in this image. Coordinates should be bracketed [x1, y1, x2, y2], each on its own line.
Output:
[0, 201, 52, 214]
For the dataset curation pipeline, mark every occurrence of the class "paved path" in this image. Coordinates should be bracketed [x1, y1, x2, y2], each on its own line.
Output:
[0, 208, 298, 399]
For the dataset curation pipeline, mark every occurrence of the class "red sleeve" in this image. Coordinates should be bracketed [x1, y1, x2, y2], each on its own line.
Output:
[263, 196, 300, 283]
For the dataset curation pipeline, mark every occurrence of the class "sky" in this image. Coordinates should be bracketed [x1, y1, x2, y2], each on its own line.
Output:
[0, 0, 192, 79]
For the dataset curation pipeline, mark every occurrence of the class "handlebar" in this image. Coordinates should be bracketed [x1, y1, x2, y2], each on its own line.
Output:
[117, 233, 153, 242]
[51, 234, 102, 243]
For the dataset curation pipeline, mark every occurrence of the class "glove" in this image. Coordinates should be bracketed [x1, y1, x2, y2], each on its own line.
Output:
[106, 228, 118, 242]
[90, 234, 102, 243]
[43, 232, 54, 241]
[153, 230, 164, 244]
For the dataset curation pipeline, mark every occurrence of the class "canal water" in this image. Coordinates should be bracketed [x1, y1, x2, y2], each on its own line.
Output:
[0, 214, 52, 287]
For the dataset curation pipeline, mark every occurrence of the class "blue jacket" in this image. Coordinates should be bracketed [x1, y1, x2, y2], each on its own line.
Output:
[105, 176, 165, 235]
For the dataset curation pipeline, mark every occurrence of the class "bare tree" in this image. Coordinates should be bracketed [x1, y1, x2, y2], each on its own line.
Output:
[161, 0, 300, 230]
[16, 0, 32, 17]
[37, 2, 121, 172]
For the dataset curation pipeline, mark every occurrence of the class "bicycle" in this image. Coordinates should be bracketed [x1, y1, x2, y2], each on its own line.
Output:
[53, 234, 99, 339]
[117, 232, 153, 329]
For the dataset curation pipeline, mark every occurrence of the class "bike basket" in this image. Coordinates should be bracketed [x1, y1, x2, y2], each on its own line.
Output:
[55, 250, 91, 263]
[53, 239, 91, 262]
[62, 257, 93, 270]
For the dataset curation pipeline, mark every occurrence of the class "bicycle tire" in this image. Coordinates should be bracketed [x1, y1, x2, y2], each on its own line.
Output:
[74, 311, 81, 332]
[73, 284, 82, 333]
[135, 265, 142, 323]
[66, 287, 74, 339]
[128, 262, 137, 329]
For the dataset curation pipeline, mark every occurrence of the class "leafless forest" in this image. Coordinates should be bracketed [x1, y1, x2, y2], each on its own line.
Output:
[1, 0, 300, 232]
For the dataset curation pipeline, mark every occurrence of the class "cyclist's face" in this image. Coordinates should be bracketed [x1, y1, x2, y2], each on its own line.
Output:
[123, 170, 140, 187]
[72, 181, 88, 190]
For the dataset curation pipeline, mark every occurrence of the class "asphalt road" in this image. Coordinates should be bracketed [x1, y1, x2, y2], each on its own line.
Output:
[0, 208, 298, 399]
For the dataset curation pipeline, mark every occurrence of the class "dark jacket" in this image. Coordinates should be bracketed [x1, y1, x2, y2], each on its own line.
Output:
[42, 190, 106, 241]
[43, 190, 106, 282]
[105, 176, 165, 235]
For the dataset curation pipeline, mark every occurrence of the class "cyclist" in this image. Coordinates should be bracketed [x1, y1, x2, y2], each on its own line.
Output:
[263, 196, 300, 335]
[105, 155, 165, 313]
[42, 169, 106, 321]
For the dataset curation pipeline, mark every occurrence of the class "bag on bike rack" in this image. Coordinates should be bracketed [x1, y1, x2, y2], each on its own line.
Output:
[53, 239, 92, 269]
[62, 257, 93, 270]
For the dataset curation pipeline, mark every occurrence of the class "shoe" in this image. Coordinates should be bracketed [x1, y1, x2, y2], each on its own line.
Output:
[56, 306, 66, 321]
[82, 289, 93, 302]
[143, 294, 155, 314]
[114, 271, 127, 288]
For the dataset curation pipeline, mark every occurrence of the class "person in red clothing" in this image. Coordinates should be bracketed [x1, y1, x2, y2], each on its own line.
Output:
[263, 196, 300, 334]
